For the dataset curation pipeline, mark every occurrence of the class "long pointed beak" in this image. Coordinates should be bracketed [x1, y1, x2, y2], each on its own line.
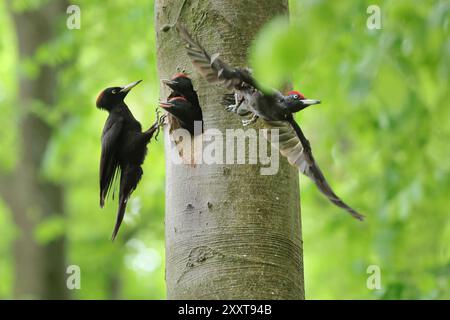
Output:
[159, 101, 173, 108]
[301, 99, 321, 106]
[120, 80, 142, 93]
[162, 79, 177, 90]
[162, 79, 176, 85]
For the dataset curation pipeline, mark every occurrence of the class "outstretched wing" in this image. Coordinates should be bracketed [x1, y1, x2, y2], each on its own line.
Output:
[178, 26, 362, 220]
[177, 25, 261, 90]
[264, 119, 364, 221]
[100, 118, 123, 208]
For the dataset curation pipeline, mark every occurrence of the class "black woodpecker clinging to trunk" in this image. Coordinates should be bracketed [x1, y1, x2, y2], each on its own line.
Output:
[96, 80, 163, 240]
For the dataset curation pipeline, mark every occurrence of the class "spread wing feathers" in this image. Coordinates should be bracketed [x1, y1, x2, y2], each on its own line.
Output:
[263, 119, 364, 221]
[221, 93, 236, 106]
[177, 25, 260, 90]
[99, 119, 123, 208]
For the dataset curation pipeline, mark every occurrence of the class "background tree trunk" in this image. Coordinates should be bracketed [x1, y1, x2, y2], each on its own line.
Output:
[155, 0, 304, 299]
[0, 1, 69, 299]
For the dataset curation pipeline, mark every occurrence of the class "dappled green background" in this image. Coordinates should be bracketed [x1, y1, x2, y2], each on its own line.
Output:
[0, 0, 448, 299]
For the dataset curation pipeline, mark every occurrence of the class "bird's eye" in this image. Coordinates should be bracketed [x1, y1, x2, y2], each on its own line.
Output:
[112, 89, 117, 94]
[293, 95, 299, 99]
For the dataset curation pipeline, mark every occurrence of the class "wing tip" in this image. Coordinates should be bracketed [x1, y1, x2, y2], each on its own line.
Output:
[352, 211, 366, 221]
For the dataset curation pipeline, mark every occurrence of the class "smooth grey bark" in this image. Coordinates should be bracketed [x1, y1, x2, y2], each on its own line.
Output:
[155, 0, 304, 299]
[0, 1, 69, 299]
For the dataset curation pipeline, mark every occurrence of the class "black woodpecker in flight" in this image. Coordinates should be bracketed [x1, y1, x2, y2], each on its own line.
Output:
[178, 26, 364, 221]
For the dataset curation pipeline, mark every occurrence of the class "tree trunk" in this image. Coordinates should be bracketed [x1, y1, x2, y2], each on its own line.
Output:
[1, 1, 69, 299]
[155, 0, 304, 299]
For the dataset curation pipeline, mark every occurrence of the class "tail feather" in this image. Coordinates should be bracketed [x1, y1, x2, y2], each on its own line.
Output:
[265, 118, 365, 221]
[110, 166, 143, 240]
[111, 196, 127, 241]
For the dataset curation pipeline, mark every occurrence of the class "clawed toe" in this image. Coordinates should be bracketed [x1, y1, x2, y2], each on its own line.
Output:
[242, 120, 253, 126]
[226, 105, 236, 112]
[242, 115, 258, 126]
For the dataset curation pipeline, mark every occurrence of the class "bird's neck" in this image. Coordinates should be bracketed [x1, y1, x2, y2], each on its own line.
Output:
[109, 102, 129, 113]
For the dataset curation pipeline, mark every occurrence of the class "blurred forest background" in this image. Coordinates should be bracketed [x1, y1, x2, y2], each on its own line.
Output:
[0, 0, 448, 299]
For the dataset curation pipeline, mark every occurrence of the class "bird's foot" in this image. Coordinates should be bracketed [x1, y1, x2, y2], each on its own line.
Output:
[153, 109, 166, 141]
[242, 114, 258, 126]
[159, 114, 167, 127]
[226, 104, 237, 113]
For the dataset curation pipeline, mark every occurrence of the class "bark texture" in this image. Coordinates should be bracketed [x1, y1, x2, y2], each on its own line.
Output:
[156, 0, 304, 299]
[0, 1, 69, 299]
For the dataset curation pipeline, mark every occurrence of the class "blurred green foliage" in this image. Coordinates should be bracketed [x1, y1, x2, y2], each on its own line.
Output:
[0, 0, 448, 299]
[252, 0, 450, 299]
[0, 0, 165, 299]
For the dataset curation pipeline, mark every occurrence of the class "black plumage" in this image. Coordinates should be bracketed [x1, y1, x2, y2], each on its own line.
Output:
[161, 74, 203, 135]
[178, 26, 364, 221]
[96, 80, 161, 240]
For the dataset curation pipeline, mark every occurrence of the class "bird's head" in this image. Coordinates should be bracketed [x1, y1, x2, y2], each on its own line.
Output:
[162, 73, 194, 95]
[96, 80, 142, 110]
[284, 90, 321, 112]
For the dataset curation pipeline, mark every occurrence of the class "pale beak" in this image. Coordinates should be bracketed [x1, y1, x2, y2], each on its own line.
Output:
[162, 79, 178, 90]
[120, 80, 142, 93]
[162, 79, 176, 85]
[159, 101, 173, 108]
[301, 99, 321, 106]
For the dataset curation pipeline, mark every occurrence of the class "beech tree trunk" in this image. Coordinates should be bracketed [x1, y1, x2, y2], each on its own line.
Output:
[155, 0, 304, 299]
[0, 1, 69, 299]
